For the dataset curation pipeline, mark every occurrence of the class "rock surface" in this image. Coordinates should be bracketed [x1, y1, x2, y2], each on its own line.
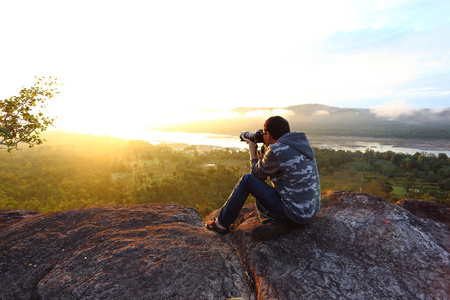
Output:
[221, 192, 450, 299]
[0, 204, 251, 300]
[1, 192, 449, 300]
[0, 210, 41, 231]
[396, 198, 450, 226]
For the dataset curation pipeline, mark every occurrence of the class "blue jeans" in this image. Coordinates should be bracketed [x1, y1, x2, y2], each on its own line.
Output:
[217, 174, 297, 228]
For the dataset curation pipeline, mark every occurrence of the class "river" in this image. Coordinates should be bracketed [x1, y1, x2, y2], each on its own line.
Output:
[109, 130, 450, 156]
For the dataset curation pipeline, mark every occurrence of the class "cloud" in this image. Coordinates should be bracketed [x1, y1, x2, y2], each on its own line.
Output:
[313, 110, 331, 116]
[243, 109, 295, 119]
[155, 108, 295, 127]
[370, 99, 420, 118]
[429, 107, 448, 114]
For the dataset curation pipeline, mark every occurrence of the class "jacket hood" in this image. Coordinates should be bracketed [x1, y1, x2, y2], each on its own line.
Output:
[276, 132, 315, 160]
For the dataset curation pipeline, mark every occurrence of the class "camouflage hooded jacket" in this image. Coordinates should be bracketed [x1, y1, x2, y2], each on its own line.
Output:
[251, 132, 321, 224]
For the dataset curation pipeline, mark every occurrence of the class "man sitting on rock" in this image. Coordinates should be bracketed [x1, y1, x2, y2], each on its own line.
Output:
[206, 116, 321, 240]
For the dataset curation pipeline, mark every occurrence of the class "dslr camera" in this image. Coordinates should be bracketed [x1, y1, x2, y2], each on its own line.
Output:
[240, 129, 264, 143]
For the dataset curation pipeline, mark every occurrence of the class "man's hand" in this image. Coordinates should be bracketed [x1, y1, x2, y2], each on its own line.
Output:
[259, 144, 266, 157]
[240, 131, 252, 143]
[240, 132, 259, 160]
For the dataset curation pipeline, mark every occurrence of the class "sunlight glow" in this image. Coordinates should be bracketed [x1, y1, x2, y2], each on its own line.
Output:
[1, 0, 449, 135]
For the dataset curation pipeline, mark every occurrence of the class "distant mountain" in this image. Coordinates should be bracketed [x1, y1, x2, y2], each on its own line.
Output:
[286, 104, 450, 139]
[396, 108, 450, 124]
[287, 104, 450, 124]
[155, 104, 450, 139]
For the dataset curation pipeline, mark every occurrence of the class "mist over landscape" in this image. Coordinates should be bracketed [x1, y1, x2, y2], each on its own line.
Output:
[153, 104, 450, 140]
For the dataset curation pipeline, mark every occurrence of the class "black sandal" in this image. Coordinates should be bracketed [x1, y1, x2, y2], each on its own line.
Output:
[206, 219, 230, 235]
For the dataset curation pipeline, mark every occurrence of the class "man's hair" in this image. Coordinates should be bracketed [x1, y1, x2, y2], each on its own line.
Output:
[264, 116, 290, 140]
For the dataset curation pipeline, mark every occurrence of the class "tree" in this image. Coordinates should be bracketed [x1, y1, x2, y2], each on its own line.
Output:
[1, 77, 60, 152]
[438, 153, 448, 161]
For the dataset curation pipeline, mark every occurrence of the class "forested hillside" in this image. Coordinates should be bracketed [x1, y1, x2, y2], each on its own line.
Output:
[1, 132, 449, 216]
[0, 133, 248, 216]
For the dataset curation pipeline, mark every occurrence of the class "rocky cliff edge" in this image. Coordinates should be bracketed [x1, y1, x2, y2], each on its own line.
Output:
[1, 191, 449, 300]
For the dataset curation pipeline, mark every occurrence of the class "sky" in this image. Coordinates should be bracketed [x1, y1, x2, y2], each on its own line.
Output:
[1, 0, 449, 133]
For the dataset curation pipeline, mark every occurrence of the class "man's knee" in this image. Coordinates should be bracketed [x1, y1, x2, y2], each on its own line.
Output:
[241, 173, 253, 181]
[240, 173, 257, 187]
